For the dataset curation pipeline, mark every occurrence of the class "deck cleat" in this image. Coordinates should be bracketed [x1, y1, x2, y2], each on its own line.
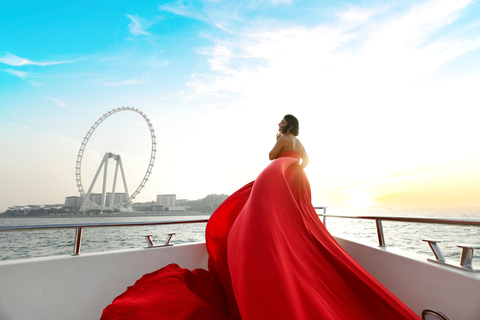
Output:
[144, 233, 176, 248]
[422, 239, 445, 263]
[456, 244, 480, 271]
[423, 239, 480, 272]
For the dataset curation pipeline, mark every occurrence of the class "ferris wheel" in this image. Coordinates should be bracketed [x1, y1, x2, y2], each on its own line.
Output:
[75, 107, 156, 211]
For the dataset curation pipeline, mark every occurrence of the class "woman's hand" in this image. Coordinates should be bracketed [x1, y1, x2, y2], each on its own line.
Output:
[270, 134, 286, 160]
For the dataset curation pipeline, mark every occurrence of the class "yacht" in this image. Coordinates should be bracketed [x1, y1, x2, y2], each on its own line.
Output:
[0, 209, 479, 320]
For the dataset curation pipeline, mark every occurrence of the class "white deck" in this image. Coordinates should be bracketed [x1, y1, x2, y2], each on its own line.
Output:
[0, 243, 208, 320]
[1, 238, 480, 319]
[335, 236, 480, 320]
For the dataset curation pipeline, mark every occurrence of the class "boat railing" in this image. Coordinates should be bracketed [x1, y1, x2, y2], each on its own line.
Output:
[314, 207, 480, 272]
[2, 209, 480, 272]
[0, 219, 209, 256]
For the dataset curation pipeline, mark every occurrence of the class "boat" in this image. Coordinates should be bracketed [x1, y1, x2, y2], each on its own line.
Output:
[1, 209, 479, 320]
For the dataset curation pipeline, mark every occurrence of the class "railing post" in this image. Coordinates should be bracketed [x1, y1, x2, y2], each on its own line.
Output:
[323, 207, 327, 227]
[375, 219, 386, 247]
[73, 227, 83, 256]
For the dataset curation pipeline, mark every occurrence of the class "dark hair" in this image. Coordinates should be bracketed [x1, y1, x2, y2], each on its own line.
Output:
[282, 114, 299, 136]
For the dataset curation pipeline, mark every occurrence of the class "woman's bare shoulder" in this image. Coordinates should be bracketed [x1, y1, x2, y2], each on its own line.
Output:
[295, 137, 303, 150]
[277, 135, 290, 144]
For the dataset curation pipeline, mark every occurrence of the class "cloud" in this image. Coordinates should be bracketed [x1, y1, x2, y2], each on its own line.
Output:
[338, 5, 384, 24]
[182, 0, 480, 196]
[3, 69, 29, 79]
[105, 79, 148, 86]
[48, 97, 66, 107]
[0, 52, 78, 66]
[190, 0, 479, 99]
[148, 52, 170, 67]
[158, 1, 237, 31]
[270, 0, 293, 4]
[158, 1, 202, 19]
[126, 14, 151, 36]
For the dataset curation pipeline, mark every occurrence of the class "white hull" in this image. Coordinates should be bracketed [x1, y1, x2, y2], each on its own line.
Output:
[336, 236, 480, 320]
[1, 237, 479, 319]
[0, 243, 208, 320]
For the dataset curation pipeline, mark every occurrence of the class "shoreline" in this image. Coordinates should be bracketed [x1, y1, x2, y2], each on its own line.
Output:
[0, 212, 212, 219]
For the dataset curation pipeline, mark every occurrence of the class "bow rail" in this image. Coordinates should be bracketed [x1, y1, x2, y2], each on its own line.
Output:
[1, 207, 480, 271]
[314, 207, 480, 272]
[0, 219, 209, 255]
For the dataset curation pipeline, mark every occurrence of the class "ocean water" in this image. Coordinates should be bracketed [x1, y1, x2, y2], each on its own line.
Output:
[323, 206, 480, 266]
[0, 215, 210, 261]
[1, 207, 480, 267]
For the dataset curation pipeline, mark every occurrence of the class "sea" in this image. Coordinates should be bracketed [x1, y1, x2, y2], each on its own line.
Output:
[1, 207, 480, 267]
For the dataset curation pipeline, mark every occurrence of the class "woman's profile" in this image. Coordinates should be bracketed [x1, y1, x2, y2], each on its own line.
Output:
[101, 115, 420, 320]
[269, 114, 309, 169]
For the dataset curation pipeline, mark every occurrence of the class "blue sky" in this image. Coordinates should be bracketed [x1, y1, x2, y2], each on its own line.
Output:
[1, 0, 480, 213]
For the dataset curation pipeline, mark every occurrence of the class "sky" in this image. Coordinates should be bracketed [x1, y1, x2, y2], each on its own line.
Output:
[1, 0, 480, 213]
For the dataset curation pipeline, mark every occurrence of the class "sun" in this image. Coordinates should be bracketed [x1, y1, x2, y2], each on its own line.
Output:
[344, 186, 376, 209]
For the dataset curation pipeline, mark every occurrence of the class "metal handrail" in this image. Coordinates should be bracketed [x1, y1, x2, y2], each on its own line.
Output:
[313, 209, 480, 271]
[316, 214, 480, 226]
[0, 219, 209, 256]
[0, 219, 209, 233]
[2, 210, 480, 268]
[315, 213, 480, 247]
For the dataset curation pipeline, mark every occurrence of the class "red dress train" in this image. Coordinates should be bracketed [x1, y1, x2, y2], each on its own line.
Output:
[101, 151, 420, 319]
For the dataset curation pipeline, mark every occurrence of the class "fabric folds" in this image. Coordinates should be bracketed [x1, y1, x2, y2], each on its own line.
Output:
[101, 152, 420, 319]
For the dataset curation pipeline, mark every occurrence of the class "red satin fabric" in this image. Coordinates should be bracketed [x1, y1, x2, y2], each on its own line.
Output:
[101, 151, 420, 319]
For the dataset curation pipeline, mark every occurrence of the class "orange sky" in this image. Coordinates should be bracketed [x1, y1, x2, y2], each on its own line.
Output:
[316, 158, 480, 209]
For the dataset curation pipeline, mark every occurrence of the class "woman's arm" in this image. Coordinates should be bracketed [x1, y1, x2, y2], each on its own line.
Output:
[300, 146, 310, 169]
[269, 136, 287, 160]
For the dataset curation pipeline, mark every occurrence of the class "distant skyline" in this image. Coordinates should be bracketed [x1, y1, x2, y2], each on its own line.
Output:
[1, 0, 480, 213]
[0, 190, 228, 213]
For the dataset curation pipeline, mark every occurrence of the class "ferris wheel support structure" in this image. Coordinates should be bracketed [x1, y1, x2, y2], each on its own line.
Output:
[79, 153, 130, 212]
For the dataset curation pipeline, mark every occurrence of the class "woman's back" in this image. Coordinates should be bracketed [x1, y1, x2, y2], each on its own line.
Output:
[281, 135, 302, 152]
[277, 149, 301, 159]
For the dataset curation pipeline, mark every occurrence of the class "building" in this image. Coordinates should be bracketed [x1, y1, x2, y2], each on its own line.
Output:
[87, 193, 103, 206]
[204, 194, 229, 209]
[156, 194, 176, 207]
[4, 191, 230, 215]
[65, 196, 82, 209]
[173, 194, 229, 212]
[132, 201, 164, 212]
[105, 193, 127, 207]
[167, 206, 187, 212]
[178, 199, 203, 211]
[73, 193, 127, 208]
[175, 199, 189, 206]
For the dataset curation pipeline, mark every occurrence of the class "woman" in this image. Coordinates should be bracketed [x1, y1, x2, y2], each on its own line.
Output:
[101, 115, 419, 319]
[268, 114, 309, 168]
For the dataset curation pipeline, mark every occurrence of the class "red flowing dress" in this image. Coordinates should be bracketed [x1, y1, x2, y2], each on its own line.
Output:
[101, 151, 420, 319]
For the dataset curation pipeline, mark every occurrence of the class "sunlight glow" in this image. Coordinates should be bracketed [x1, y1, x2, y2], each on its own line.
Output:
[344, 186, 377, 209]
[1, 0, 480, 211]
